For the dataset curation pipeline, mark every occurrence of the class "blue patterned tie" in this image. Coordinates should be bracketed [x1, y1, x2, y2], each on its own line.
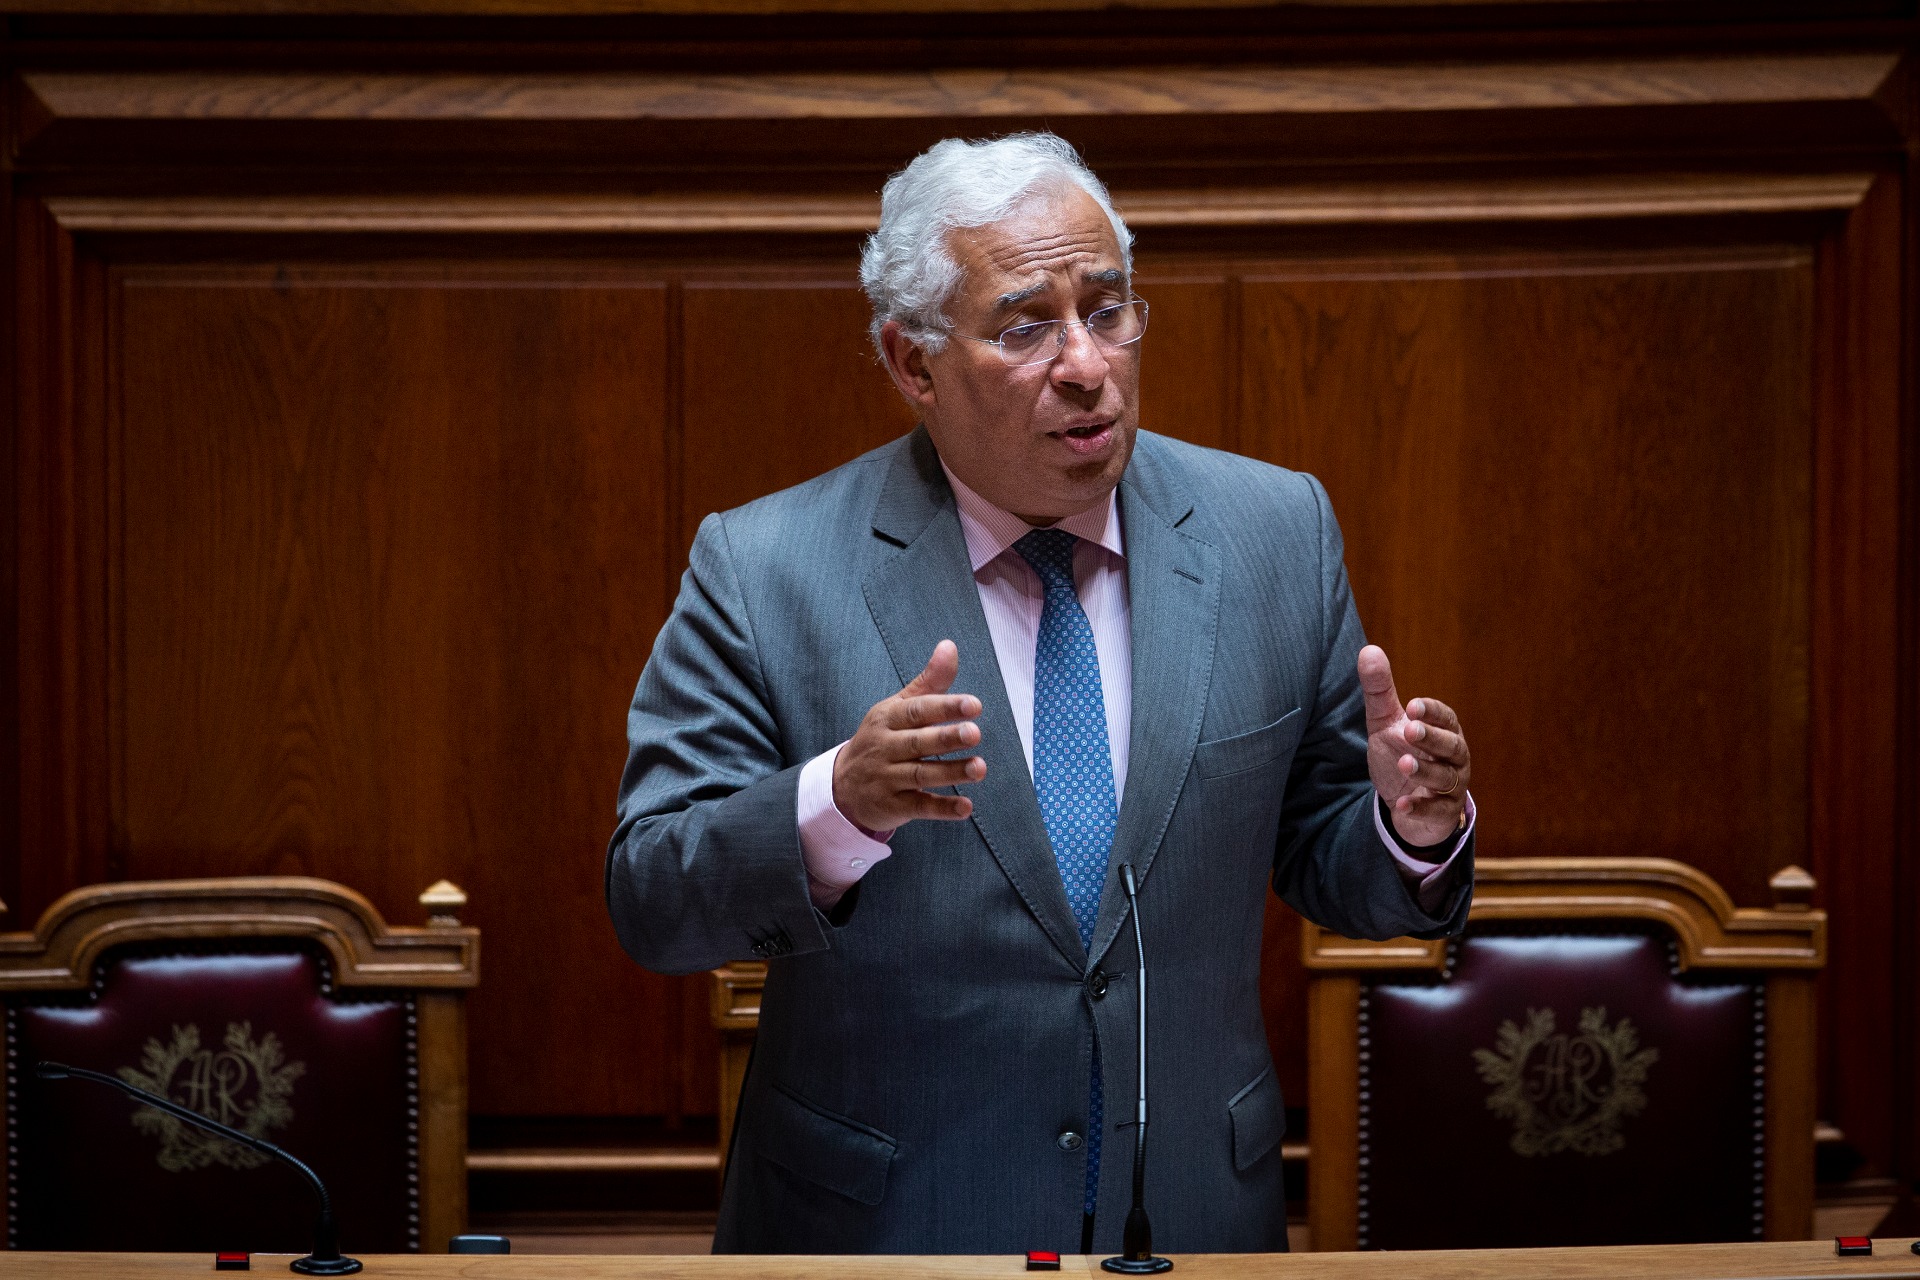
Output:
[1015, 527, 1118, 1219]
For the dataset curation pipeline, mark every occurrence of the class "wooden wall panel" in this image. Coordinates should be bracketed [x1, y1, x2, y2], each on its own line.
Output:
[12, 202, 114, 918]
[1242, 256, 1814, 908]
[1811, 177, 1907, 1176]
[1134, 276, 1235, 457]
[679, 282, 913, 553]
[112, 272, 701, 1116]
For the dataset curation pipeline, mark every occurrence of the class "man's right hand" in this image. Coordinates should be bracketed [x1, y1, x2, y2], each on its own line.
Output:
[833, 639, 986, 833]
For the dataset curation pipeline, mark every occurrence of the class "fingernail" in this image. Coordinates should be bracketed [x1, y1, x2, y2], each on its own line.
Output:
[1410, 700, 1423, 716]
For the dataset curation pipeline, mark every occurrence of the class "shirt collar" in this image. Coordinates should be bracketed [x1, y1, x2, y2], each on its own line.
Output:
[941, 460, 1125, 574]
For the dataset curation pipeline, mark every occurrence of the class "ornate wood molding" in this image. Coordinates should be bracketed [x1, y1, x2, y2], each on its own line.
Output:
[710, 960, 765, 1032]
[466, 1149, 719, 1172]
[0, 877, 481, 990]
[19, 54, 1901, 126]
[38, 172, 1873, 238]
[1302, 858, 1828, 974]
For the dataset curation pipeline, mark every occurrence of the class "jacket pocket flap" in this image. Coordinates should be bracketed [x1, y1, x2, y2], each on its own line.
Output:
[1227, 1066, 1285, 1173]
[1194, 709, 1304, 780]
[758, 1083, 897, 1206]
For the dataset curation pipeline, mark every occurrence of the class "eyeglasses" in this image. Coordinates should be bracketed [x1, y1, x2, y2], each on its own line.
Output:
[956, 299, 1150, 368]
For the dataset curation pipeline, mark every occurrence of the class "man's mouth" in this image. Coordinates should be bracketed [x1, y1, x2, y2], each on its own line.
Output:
[1047, 420, 1116, 456]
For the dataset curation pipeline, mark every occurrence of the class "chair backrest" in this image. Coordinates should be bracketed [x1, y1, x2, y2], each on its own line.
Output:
[1303, 858, 1824, 1251]
[0, 877, 479, 1255]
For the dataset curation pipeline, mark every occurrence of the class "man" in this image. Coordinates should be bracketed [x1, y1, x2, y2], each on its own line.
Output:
[606, 133, 1475, 1256]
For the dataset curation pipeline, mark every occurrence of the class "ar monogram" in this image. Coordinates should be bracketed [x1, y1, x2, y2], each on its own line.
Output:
[117, 1022, 306, 1171]
[1472, 1006, 1658, 1158]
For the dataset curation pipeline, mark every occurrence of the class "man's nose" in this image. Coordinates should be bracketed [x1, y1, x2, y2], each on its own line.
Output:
[1050, 321, 1109, 391]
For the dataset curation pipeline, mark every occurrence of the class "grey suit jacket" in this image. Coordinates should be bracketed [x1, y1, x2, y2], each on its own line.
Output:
[606, 426, 1471, 1255]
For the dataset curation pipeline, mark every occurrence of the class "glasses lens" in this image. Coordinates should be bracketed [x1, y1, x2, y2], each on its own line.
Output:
[993, 301, 1149, 366]
[1087, 301, 1147, 345]
[998, 320, 1062, 366]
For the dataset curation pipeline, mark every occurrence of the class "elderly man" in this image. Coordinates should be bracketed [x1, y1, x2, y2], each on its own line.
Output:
[606, 133, 1475, 1256]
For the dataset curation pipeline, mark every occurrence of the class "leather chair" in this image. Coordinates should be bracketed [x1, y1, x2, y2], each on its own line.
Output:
[1303, 858, 1825, 1251]
[0, 877, 479, 1255]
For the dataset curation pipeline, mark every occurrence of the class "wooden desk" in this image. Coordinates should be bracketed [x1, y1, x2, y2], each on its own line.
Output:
[3, 1243, 1918, 1280]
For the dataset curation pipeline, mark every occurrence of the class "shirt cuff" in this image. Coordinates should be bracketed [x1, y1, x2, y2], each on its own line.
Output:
[798, 742, 895, 909]
[1374, 790, 1476, 918]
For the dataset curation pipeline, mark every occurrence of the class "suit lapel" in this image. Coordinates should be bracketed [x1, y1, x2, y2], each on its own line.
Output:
[1089, 441, 1221, 968]
[862, 430, 1088, 970]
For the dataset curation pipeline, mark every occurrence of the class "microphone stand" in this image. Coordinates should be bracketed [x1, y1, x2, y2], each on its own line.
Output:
[35, 1061, 363, 1274]
[1103, 863, 1172, 1274]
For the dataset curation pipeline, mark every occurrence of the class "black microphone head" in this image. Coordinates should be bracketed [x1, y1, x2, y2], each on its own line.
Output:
[34, 1062, 72, 1080]
[1120, 863, 1137, 894]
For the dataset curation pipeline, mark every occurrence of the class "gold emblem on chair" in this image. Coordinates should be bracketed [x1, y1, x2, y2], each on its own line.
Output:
[117, 1022, 306, 1171]
[1472, 1007, 1658, 1157]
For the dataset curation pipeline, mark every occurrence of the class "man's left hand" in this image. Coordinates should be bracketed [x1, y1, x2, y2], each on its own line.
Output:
[1358, 644, 1471, 848]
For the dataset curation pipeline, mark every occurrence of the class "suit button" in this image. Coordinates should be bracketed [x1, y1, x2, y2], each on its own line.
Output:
[1057, 1130, 1084, 1152]
[1088, 971, 1109, 1000]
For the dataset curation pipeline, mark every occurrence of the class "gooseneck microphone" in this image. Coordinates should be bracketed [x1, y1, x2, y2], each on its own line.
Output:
[34, 1061, 363, 1275]
[1102, 863, 1172, 1274]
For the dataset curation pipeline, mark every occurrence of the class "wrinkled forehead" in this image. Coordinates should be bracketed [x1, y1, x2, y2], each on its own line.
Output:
[946, 186, 1127, 309]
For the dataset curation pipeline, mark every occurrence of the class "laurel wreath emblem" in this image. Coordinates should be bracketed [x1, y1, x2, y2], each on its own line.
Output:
[1472, 1006, 1658, 1158]
[117, 1022, 306, 1172]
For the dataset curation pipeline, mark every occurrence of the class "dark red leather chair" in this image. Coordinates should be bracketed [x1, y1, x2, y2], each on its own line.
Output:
[0, 877, 479, 1255]
[1304, 858, 1824, 1251]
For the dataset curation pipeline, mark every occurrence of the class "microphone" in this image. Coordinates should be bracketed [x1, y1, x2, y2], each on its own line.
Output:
[1102, 863, 1172, 1274]
[34, 1060, 362, 1275]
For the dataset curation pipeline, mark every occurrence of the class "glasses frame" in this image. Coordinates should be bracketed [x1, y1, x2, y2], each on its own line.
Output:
[954, 297, 1150, 368]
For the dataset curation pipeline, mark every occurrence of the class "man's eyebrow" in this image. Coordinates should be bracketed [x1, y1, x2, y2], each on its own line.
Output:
[990, 269, 1128, 316]
[990, 283, 1049, 315]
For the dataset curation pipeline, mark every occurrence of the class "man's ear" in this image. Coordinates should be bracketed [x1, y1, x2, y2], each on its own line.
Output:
[879, 321, 937, 410]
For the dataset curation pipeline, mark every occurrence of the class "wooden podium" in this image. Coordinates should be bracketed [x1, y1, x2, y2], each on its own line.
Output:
[5, 1243, 1918, 1278]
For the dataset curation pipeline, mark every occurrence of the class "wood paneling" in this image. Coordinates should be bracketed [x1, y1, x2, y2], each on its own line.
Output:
[110, 271, 692, 1116]
[13, 200, 114, 913]
[679, 281, 912, 551]
[36, 175, 1877, 239]
[1134, 276, 1234, 456]
[1243, 253, 1814, 909]
[1810, 176, 1906, 1176]
[18, 56, 1902, 128]
[11, 55, 1906, 174]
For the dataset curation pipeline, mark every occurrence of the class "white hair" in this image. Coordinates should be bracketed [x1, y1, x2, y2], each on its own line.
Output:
[859, 132, 1134, 355]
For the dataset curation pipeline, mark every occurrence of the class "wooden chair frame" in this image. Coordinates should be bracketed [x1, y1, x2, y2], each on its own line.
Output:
[1302, 857, 1827, 1250]
[711, 960, 765, 1175]
[0, 877, 481, 1252]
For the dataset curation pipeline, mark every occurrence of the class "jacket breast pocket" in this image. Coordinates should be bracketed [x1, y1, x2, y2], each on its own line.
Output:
[755, 1082, 897, 1206]
[1227, 1065, 1286, 1172]
[1193, 708, 1304, 781]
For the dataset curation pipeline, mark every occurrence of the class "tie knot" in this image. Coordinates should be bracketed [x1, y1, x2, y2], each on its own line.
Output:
[1014, 528, 1079, 590]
